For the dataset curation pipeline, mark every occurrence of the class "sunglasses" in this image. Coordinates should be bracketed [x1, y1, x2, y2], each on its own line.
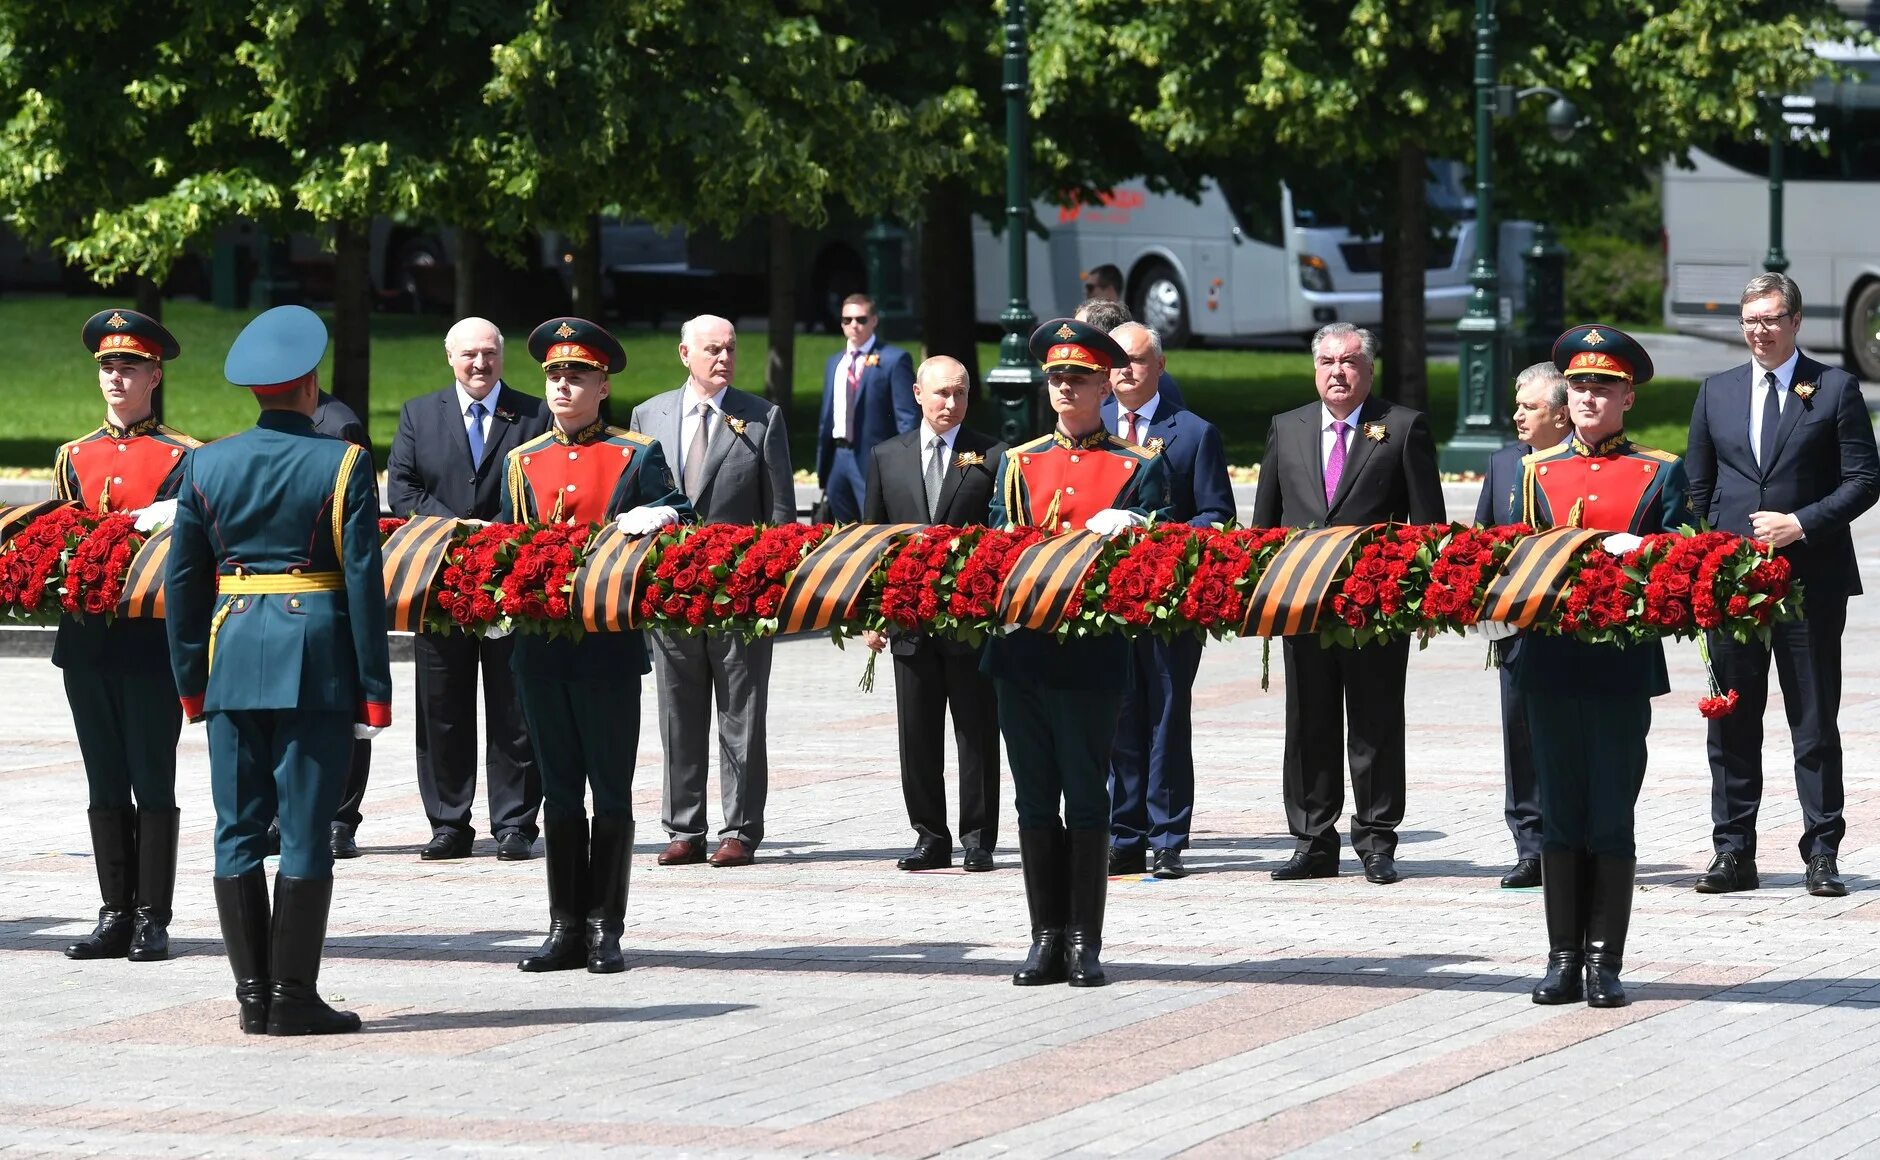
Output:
[840, 315, 871, 325]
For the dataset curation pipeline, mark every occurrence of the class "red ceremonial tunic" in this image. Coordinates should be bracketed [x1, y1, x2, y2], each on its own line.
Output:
[54, 418, 200, 511]
[504, 420, 660, 525]
[1000, 429, 1159, 531]
[1521, 430, 1681, 534]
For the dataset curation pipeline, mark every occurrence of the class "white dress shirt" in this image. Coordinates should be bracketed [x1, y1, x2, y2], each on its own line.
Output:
[1320, 402, 1361, 470]
[831, 336, 878, 442]
[1115, 393, 1162, 443]
[919, 422, 961, 459]
[455, 381, 499, 447]
[1748, 348, 1801, 463]
[678, 384, 730, 481]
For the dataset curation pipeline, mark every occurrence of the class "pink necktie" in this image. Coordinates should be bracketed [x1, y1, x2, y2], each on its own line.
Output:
[1123, 412, 1140, 443]
[1324, 420, 1350, 503]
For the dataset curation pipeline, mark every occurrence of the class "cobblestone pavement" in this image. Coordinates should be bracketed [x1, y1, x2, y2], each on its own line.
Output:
[4, 491, 1880, 1159]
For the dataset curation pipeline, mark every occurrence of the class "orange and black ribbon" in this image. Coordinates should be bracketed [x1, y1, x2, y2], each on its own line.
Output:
[1241, 524, 1378, 638]
[381, 516, 463, 632]
[0, 500, 74, 544]
[117, 525, 172, 619]
[776, 523, 921, 636]
[572, 523, 663, 632]
[1000, 530, 1109, 633]
[1480, 527, 1606, 627]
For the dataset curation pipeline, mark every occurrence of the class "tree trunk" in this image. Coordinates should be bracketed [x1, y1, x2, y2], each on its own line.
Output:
[332, 220, 372, 431]
[135, 274, 164, 422]
[570, 213, 603, 320]
[766, 213, 795, 413]
[1380, 141, 1429, 412]
[919, 178, 981, 398]
[454, 228, 482, 321]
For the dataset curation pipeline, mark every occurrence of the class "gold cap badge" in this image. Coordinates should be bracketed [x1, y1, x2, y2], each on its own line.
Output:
[1583, 328, 1605, 346]
[1055, 323, 1076, 339]
[106, 311, 129, 329]
[554, 322, 576, 339]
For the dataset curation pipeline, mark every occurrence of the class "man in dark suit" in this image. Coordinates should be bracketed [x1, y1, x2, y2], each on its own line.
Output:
[1251, 323, 1444, 884]
[632, 315, 797, 868]
[816, 293, 917, 523]
[1684, 272, 1879, 898]
[861, 356, 1006, 873]
[1099, 322, 1234, 880]
[1473, 363, 1573, 889]
[386, 317, 550, 862]
[305, 391, 374, 859]
[1075, 299, 1184, 409]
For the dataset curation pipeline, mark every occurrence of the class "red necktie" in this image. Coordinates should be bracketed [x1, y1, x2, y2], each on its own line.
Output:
[847, 352, 862, 403]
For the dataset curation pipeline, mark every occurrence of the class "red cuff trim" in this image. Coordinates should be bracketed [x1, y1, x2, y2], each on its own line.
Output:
[358, 701, 391, 729]
[180, 694, 205, 719]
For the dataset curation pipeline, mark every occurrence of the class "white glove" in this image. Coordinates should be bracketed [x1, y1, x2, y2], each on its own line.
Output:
[616, 506, 680, 536]
[353, 723, 386, 740]
[1601, 532, 1642, 556]
[1471, 620, 1519, 641]
[1083, 508, 1148, 538]
[132, 499, 177, 532]
[484, 621, 512, 641]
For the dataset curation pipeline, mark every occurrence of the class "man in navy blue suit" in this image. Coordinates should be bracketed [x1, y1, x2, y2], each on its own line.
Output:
[816, 294, 917, 522]
[1075, 298, 1185, 410]
[1685, 272, 1879, 898]
[1473, 362, 1572, 890]
[1100, 322, 1234, 879]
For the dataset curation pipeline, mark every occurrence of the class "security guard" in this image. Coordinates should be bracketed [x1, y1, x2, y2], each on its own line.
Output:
[166, 305, 393, 1036]
[500, 318, 692, 975]
[987, 318, 1169, 989]
[1515, 324, 1692, 1009]
[57, 309, 200, 963]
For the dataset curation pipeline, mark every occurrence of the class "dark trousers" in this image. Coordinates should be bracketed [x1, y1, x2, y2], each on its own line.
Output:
[1280, 636, 1409, 858]
[515, 678, 639, 822]
[413, 630, 540, 841]
[995, 680, 1120, 831]
[822, 445, 864, 523]
[1527, 694, 1650, 857]
[336, 739, 370, 828]
[893, 645, 1000, 851]
[1496, 641, 1542, 859]
[1707, 596, 1847, 861]
[209, 709, 352, 879]
[63, 668, 181, 810]
[1109, 633, 1202, 853]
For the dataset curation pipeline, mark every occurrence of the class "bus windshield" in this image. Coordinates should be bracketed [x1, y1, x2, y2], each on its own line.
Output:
[1702, 58, 1880, 180]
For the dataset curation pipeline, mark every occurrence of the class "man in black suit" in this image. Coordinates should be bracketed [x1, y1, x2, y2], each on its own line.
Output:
[1251, 323, 1444, 884]
[313, 391, 373, 859]
[1685, 272, 1879, 898]
[1473, 363, 1573, 889]
[861, 356, 1006, 873]
[387, 317, 550, 862]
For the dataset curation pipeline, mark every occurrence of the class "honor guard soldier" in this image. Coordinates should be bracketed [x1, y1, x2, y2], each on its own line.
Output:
[986, 318, 1169, 989]
[1513, 324, 1692, 1009]
[501, 318, 692, 975]
[57, 309, 200, 963]
[167, 305, 393, 1036]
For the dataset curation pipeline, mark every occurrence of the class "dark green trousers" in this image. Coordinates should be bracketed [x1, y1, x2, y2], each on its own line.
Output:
[995, 680, 1121, 831]
[1527, 694, 1651, 857]
[63, 668, 181, 810]
[515, 678, 639, 822]
[209, 709, 351, 878]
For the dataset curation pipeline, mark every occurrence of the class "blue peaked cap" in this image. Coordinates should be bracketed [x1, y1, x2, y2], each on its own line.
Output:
[224, 305, 328, 388]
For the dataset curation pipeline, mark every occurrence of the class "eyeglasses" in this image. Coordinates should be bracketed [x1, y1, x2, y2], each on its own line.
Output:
[1739, 311, 1794, 331]
[840, 315, 871, 325]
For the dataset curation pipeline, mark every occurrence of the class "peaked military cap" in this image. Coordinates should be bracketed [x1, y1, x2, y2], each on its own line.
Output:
[1553, 324, 1654, 386]
[224, 305, 328, 393]
[528, 317, 626, 374]
[1030, 317, 1127, 373]
[82, 308, 180, 363]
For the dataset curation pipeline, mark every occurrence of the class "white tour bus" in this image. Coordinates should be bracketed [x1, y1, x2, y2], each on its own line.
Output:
[1663, 44, 1880, 379]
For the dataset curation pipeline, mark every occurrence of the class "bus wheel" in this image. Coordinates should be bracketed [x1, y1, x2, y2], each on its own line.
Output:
[1848, 279, 1880, 382]
[1132, 261, 1190, 346]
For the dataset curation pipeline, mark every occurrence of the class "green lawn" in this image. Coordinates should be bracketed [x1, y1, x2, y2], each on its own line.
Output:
[0, 294, 1698, 471]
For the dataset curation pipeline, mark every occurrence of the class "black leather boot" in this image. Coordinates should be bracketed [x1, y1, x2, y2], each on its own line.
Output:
[585, 815, 633, 974]
[521, 816, 590, 973]
[129, 807, 180, 962]
[1065, 828, 1110, 988]
[265, 876, 361, 1035]
[1013, 826, 1067, 986]
[1585, 854, 1636, 1008]
[1531, 848, 1586, 1004]
[213, 869, 272, 1033]
[66, 808, 137, 959]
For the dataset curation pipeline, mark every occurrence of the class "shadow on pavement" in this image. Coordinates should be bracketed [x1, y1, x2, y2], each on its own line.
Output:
[363, 1003, 753, 1034]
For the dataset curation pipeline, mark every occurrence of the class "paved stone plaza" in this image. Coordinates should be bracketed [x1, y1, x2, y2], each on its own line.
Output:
[4, 487, 1879, 1158]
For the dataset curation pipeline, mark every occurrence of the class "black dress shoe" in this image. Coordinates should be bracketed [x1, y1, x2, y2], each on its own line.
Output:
[420, 831, 472, 861]
[961, 847, 995, 873]
[1272, 851, 1338, 880]
[330, 823, 360, 860]
[896, 842, 951, 871]
[1500, 858, 1541, 889]
[1151, 849, 1189, 879]
[1108, 846, 1147, 876]
[1362, 853, 1401, 884]
[496, 832, 536, 861]
[1693, 851, 1757, 894]
[1806, 855, 1847, 898]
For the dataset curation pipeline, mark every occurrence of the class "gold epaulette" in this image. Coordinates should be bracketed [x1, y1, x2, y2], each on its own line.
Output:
[1105, 432, 1160, 458]
[155, 425, 204, 449]
[1630, 444, 1678, 463]
[512, 430, 558, 457]
[604, 425, 655, 447]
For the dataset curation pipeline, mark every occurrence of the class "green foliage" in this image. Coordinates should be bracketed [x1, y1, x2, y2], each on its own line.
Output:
[1562, 231, 1663, 327]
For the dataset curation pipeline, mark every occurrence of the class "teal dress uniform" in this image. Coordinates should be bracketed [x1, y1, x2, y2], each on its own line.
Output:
[166, 305, 392, 1037]
[501, 317, 694, 975]
[58, 309, 199, 964]
[1514, 324, 1692, 1010]
[987, 318, 1170, 991]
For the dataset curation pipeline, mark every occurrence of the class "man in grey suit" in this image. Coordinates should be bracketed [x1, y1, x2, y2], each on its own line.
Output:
[631, 315, 796, 868]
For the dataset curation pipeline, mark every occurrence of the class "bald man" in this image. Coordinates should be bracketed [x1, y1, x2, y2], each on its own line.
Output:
[862, 358, 1008, 871]
[388, 317, 550, 862]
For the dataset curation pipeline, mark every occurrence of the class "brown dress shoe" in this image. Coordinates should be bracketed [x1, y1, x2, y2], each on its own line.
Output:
[657, 839, 706, 866]
[708, 838, 754, 867]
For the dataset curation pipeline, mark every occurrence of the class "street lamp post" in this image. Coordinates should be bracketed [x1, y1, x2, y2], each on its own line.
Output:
[984, 0, 1042, 444]
[1765, 97, 1789, 274]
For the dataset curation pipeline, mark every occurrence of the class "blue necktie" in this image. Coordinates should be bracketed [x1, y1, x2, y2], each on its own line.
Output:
[467, 400, 487, 466]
